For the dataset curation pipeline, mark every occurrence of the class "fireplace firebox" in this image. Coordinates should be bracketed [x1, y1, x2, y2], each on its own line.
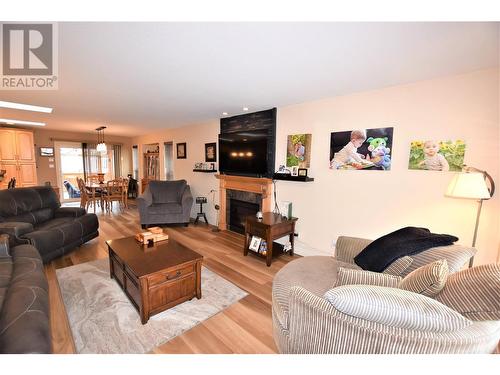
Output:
[229, 199, 259, 234]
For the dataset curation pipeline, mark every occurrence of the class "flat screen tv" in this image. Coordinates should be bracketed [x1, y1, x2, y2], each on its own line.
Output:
[219, 130, 269, 177]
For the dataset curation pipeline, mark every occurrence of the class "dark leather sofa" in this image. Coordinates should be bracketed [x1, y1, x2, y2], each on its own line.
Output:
[0, 186, 99, 263]
[0, 234, 51, 353]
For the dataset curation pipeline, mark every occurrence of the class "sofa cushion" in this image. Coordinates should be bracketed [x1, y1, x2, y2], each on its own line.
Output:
[324, 285, 471, 332]
[22, 214, 98, 259]
[0, 244, 50, 353]
[435, 264, 500, 321]
[148, 180, 187, 204]
[401, 244, 475, 277]
[398, 259, 448, 297]
[272, 256, 360, 329]
[336, 267, 401, 288]
[147, 203, 183, 215]
[382, 256, 413, 276]
[0, 187, 60, 224]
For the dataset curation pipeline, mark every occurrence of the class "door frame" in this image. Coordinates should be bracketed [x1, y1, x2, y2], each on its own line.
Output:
[54, 141, 83, 203]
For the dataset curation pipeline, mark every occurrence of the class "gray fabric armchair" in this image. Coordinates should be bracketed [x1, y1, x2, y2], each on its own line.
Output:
[137, 180, 193, 228]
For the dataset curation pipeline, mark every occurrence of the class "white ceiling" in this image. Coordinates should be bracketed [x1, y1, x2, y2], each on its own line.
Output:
[0, 22, 498, 137]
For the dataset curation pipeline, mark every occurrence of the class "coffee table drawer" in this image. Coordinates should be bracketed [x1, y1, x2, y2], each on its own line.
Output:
[148, 274, 196, 312]
[147, 264, 194, 287]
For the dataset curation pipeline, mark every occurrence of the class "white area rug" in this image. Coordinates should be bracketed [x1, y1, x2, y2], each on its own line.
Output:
[56, 258, 247, 353]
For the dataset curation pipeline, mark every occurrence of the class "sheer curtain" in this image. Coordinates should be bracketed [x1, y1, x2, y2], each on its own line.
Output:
[113, 144, 122, 178]
[82, 143, 99, 180]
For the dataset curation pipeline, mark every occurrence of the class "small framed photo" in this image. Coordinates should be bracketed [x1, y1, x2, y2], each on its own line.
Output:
[298, 168, 308, 177]
[291, 166, 299, 176]
[176, 142, 187, 159]
[40, 147, 54, 157]
[249, 236, 262, 252]
[205, 142, 216, 162]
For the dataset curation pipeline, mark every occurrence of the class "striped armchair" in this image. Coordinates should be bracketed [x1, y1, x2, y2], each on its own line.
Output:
[272, 236, 500, 354]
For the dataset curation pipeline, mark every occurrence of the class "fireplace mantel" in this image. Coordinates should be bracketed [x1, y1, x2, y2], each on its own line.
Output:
[215, 174, 273, 231]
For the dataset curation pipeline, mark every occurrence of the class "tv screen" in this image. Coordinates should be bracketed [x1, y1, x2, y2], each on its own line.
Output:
[219, 130, 269, 176]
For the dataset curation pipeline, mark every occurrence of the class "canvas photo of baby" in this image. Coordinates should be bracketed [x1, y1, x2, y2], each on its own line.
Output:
[408, 140, 466, 172]
[329, 127, 393, 171]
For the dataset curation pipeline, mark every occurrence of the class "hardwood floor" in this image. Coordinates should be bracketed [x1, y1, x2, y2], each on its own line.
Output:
[46, 201, 296, 354]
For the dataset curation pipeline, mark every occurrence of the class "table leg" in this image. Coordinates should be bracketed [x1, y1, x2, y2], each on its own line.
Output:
[244, 232, 250, 256]
[289, 223, 295, 256]
[266, 230, 272, 267]
[196, 261, 202, 299]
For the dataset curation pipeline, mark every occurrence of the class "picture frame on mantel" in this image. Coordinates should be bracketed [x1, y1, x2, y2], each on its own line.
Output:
[205, 142, 216, 162]
[176, 142, 187, 159]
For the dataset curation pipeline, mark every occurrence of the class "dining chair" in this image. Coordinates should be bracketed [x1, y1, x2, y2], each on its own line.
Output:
[120, 176, 129, 208]
[77, 177, 102, 213]
[104, 179, 125, 212]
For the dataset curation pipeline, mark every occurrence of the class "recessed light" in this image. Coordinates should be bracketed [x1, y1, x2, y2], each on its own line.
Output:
[243, 107, 249, 111]
[0, 118, 46, 126]
[0, 101, 53, 113]
[222, 112, 228, 116]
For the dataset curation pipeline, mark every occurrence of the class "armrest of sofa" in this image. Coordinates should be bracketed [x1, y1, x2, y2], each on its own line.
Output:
[0, 222, 33, 246]
[55, 207, 86, 218]
[137, 188, 153, 208]
[334, 236, 372, 264]
[0, 234, 10, 257]
[324, 285, 471, 333]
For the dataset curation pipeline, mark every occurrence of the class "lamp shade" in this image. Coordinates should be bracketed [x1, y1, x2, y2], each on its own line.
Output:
[445, 172, 491, 200]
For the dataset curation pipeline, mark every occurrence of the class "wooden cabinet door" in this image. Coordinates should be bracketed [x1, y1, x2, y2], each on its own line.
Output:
[16, 130, 35, 162]
[0, 129, 18, 162]
[0, 162, 19, 189]
[18, 163, 37, 186]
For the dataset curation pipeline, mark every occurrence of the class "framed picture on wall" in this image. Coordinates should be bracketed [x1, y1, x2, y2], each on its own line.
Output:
[40, 147, 54, 157]
[205, 142, 217, 162]
[176, 142, 187, 159]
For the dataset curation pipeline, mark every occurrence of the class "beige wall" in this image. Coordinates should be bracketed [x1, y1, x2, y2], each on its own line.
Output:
[133, 68, 499, 265]
[34, 129, 133, 186]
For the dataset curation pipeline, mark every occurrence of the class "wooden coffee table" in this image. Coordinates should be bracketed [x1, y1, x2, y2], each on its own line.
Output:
[106, 236, 203, 324]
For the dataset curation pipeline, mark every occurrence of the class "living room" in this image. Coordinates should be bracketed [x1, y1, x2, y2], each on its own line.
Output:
[1, 1, 500, 373]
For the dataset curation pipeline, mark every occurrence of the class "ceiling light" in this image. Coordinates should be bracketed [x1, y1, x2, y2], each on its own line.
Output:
[222, 112, 228, 116]
[243, 107, 249, 111]
[95, 126, 108, 154]
[0, 118, 46, 126]
[0, 101, 53, 113]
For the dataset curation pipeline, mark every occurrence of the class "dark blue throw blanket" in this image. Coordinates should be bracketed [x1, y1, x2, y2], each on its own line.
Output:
[354, 227, 458, 272]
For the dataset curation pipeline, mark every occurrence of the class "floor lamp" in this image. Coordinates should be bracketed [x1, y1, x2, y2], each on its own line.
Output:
[445, 166, 495, 267]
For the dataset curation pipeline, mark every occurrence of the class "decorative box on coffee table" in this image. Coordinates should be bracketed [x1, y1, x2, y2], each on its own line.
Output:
[106, 236, 203, 324]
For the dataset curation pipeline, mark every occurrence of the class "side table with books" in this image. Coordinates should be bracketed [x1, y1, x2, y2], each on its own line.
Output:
[244, 212, 298, 266]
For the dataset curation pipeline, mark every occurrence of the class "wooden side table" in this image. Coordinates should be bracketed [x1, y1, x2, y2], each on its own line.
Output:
[244, 212, 298, 266]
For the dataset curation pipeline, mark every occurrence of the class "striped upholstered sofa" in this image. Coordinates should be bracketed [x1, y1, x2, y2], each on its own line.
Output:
[272, 236, 500, 354]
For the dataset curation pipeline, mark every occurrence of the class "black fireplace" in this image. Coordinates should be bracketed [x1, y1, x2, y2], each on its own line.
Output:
[229, 199, 259, 234]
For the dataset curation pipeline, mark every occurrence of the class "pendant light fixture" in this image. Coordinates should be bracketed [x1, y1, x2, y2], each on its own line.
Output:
[95, 126, 107, 153]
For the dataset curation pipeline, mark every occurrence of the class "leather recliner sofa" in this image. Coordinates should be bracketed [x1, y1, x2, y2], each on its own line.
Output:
[0, 234, 51, 353]
[0, 186, 99, 263]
